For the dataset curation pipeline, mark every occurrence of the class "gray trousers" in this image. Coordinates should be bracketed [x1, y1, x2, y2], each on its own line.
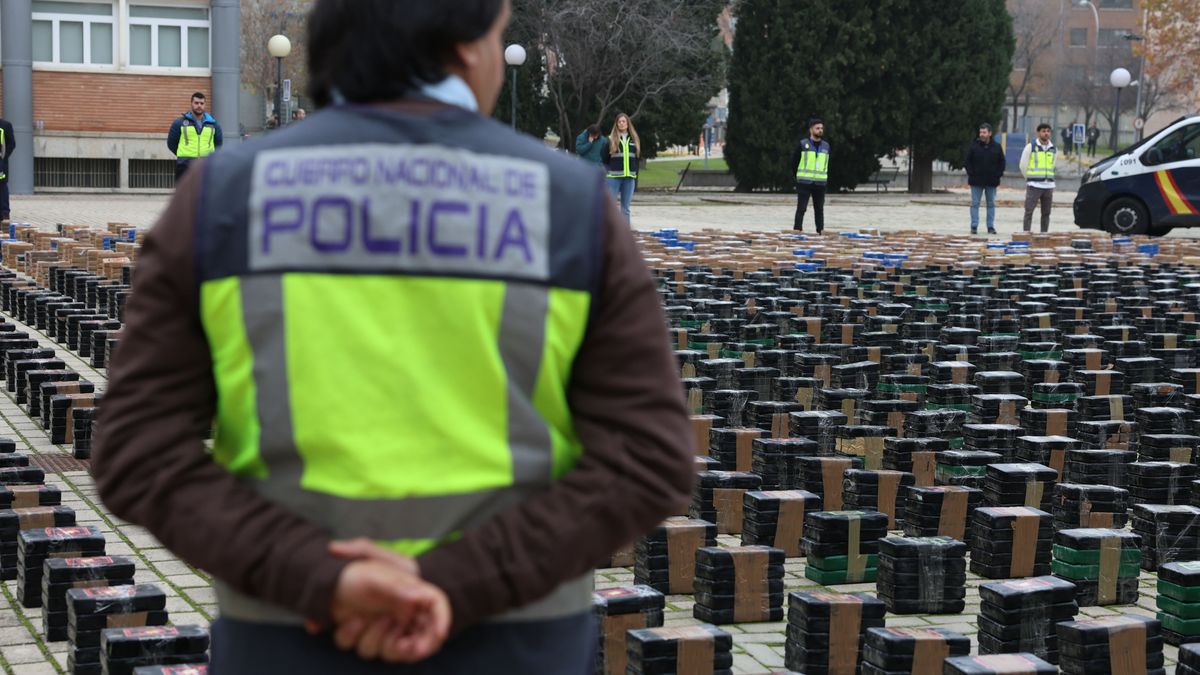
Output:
[1023, 186, 1053, 233]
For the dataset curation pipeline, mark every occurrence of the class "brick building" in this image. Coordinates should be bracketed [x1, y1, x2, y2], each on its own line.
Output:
[0, 0, 240, 193]
[1006, 0, 1186, 144]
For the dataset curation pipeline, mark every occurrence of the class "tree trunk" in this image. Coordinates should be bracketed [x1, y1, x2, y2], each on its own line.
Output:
[908, 146, 935, 194]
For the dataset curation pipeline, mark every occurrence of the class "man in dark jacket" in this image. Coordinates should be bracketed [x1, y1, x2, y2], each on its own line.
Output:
[0, 116, 14, 224]
[1087, 125, 1101, 157]
[964, 123, 1005, 235]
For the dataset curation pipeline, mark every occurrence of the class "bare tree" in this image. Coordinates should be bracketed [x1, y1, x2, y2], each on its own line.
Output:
[241, 0, 313, 126]
[1006, 0, 1058, 132]
[519, 0, 725, 146]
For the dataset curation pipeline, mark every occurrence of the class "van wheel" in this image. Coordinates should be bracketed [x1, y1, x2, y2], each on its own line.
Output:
[1102, 198, 1149, 235]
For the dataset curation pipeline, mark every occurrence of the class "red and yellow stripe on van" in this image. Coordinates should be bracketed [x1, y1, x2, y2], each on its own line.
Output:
[1155, 170, 1199, 216]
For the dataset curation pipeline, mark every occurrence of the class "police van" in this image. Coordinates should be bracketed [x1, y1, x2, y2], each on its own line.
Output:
[1074, 114, 1200, 236]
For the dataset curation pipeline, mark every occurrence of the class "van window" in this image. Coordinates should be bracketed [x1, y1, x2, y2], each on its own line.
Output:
[1143, 123, 1200, 166]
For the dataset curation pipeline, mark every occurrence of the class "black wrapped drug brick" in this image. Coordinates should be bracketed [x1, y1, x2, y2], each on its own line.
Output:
[785, 590, 885, 675]
[978, 576, 1078, 664]
[700, 389, 756, 428]
[745, 401, 806, 440]
[750, 438, 818, 490]
[984, 460, 1058, 512]
[903, 485, 983, 540]
[875, 536, 968, 614]
[1136, 406, 1193, 435]
[41, 381, 97, 429]
[42, 555, 136, 642]
[5, 351, 57, 390]
[66, 584, 170, 672]
[691, 546, 785, 624]
[936, 450, 1001, 489]
[789, 410, 848, 455]
[17, 526, 106, 608]
[1051, 483, 1130, 532]
[625, 624, 732, 675]
[884, 437, 948, 487]
[633, 517, 717, 595]
[842, 469, 914, 529]
[1131, 504, 1200, 572]
[970, 394, 1029, 426]
[1128, 461, 1195, 506]
[831, 424, 892, 469]
[690, 471, 760, 535]
[1074, 369, 1126, 397]
[791, 456, 862, 511]
[863, 626, 970, 673]
[1055, 615, 1163, 675]
[49, 394, 97, 445]
[593, 586, 664, 675]
[802, 510, 889, 585]
[969, 507, 1053, 579]
[706, 427, 762, 473]
[26, 370, 81, 414]
[741, 490, 820, 557]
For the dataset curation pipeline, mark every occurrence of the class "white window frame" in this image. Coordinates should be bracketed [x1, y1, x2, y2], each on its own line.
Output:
[31, 0, 117, 68]
[124, 1, 210, 73]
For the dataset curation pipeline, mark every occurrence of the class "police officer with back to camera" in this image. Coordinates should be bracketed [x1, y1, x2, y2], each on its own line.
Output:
[92, 0, 694, 673]
[791, 117, 830, 233]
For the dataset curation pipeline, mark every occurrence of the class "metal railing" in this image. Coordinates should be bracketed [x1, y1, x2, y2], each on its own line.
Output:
[128, 159, 176, 189]
[33, 158, 120, 189]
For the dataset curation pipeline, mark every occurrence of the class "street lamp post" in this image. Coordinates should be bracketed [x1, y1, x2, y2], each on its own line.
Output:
[504, 44, 527, 131]
[1110, 67, 1132, 152]
[1125, 24, 1148, 141]
[268, 34, 292, 129]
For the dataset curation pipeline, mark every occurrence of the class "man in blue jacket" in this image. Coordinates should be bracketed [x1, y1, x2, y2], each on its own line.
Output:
[167, 92, 223, 181]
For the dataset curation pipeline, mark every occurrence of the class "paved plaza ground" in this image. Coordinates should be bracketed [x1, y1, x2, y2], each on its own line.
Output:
[0, 189, 1190, 674]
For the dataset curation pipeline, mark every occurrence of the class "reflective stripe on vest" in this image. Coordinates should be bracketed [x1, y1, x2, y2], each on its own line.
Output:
[607, 136, 637, 179]
[178, 120, 216, 158]
[1028, 144, 1056, 181]
[796, 146, 829, 183]
[196, 112, 602, 627]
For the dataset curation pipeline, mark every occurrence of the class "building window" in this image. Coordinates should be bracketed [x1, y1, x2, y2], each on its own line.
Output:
[35, 157, 120, 189]
[1098, 28, 1129, 47]
[127, 4, 210, 69]
[31, 1, 115, 66]
[1069, 28, 1088, 47]
[1097, 0, 1133, 8]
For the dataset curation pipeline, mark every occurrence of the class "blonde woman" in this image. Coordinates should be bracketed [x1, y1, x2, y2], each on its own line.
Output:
[600, 113, 640, 219]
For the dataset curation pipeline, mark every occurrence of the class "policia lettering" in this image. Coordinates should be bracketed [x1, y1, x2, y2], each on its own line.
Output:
[1027, 144, 1056, 180]
[199, 109, 600, 625]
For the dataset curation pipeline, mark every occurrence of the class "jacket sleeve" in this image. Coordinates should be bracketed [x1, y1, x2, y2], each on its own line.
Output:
[1019, 144, 1031, 178]
[575, 132, 590, 156]
[214, 121, 224, 148]
[963, 145, 975, 178]
[417, 191, 695, 634]
[600, 141, 611, 166]
[167, 119, 182, 155]
[3, 122, 14, 159]
[995, 145, 1007, 177]
[789, 141, 803, 179]
[92, 165, 350, 623]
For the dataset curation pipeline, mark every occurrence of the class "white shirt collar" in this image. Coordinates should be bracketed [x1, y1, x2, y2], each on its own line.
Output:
[418, 74, 479, 112]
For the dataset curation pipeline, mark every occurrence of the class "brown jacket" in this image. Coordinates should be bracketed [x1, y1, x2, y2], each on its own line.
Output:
[91, 102, 694, 634]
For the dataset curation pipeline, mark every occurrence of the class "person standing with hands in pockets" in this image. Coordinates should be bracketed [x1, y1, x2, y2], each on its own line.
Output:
[601, 113, 640, 220]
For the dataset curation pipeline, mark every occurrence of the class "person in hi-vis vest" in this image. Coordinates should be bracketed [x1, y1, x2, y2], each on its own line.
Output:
[790, 117, 830, 233]
[1020, 123, 1057, 233]
[0, 116, 15, 225]
[167, 92, 223, 181]
[92, 0, 694, 672]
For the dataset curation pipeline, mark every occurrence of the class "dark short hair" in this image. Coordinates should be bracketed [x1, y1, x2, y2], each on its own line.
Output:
[307, 0, 505, 107]
[1037, 123, 1052, 132]
[979, 123, 993, 132]
[191, 92, 206, 101]
[587, 124, 601, 136]
[808, 117, 824, 129]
